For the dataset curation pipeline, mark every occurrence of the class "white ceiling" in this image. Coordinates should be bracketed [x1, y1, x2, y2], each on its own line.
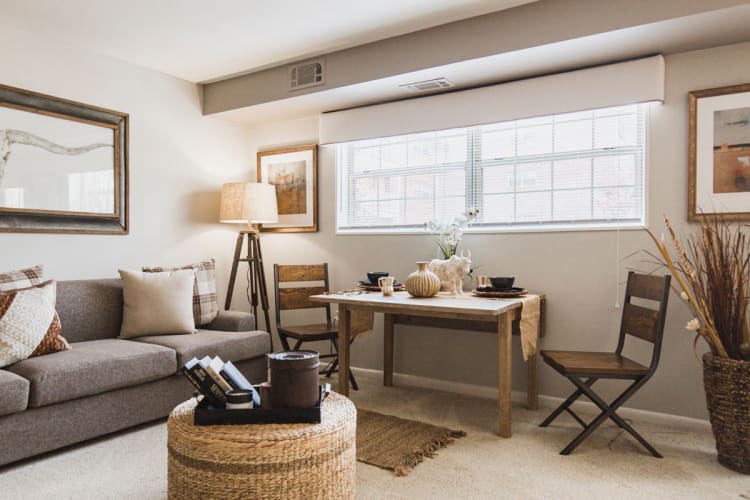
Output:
[0, 0, 535, 83]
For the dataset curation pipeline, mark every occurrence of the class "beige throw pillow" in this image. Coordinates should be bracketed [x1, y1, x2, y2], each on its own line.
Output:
[119, 269, 196, 339]
[142, 259, 218, 326]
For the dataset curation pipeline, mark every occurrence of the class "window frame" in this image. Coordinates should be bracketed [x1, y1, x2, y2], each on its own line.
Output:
[335, 104, 650, 235]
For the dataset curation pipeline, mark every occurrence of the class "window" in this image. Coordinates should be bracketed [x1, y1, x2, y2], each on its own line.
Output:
[336, 104, 647, 232]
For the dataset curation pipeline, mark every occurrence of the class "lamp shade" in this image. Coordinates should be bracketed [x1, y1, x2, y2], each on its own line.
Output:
[219, 182, 278, 224]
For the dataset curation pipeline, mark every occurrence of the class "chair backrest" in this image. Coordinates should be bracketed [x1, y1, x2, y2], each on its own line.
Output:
[273, 264, 331, 329]
[616, 271, 671, 371]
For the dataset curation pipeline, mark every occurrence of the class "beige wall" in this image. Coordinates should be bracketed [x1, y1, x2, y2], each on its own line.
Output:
[0, 27, 253, 286]
[250, 41, 750, 420]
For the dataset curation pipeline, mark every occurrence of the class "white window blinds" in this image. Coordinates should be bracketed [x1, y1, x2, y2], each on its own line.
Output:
[336, 103, 647, 232]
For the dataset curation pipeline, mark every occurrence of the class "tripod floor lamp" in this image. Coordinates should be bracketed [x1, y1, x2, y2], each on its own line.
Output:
[219, 182, 278, 332]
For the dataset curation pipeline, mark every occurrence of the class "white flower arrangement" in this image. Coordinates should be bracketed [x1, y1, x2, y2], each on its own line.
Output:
[425, 210, 479, 259]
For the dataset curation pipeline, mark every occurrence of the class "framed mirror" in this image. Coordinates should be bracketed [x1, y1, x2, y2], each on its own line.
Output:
[0, 84, 128, 234]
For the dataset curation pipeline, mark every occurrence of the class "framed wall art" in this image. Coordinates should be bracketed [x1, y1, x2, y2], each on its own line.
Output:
[257, 144, 318, 232]
[0, 84, 128, 234]
[689, 83, 750, 221]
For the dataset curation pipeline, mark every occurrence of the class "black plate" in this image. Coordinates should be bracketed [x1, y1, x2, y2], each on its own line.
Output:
[477, 285, 525, 292]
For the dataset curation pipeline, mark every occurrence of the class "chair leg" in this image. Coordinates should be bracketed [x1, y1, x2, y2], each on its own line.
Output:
[325, 358, 338, 378]
[292, 340, 302, 351]
[564, 407, 589, 429]
[329, 337, 358, 391]
[575, 377, 662, 458]
[327, 337, 341, 378]
[278, 334, 291, 351]
[323, 340, 338, 378]
[606, 411, 662, 458]
[540, 378, 595, 427]
[561, 376, 661, 458]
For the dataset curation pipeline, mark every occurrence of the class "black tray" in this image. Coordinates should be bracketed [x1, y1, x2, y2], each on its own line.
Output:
[194, 387, 323, 426]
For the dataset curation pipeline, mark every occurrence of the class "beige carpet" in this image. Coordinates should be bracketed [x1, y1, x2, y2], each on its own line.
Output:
[1, 370, 749, 499]
[357, 408, 465, 476]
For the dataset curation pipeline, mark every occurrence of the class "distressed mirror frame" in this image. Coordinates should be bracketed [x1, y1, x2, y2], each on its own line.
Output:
[0, 84, 128, 234]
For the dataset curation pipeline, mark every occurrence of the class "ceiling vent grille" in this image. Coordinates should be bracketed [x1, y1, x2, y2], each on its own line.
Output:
[289, 60, 325, 91]
[400, 78, 454, 92]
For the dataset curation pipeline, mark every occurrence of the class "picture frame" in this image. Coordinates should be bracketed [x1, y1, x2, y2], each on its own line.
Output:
[0, 84, 128, 234]
[257, 144, 318, 232]
[688, 83, 750, 222]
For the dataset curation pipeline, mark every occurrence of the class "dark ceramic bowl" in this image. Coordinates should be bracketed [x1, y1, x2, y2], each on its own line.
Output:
[490, 277, 515, 290]
[367, 271, 389, 284]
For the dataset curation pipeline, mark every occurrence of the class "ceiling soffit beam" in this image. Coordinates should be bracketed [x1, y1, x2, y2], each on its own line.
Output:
[318, 56, 665, 144]
[201, 0, 750, 116]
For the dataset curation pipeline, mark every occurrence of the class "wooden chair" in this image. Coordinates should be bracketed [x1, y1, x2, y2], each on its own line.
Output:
[540, 271, 671, 457]
[273, 263, 358, 390]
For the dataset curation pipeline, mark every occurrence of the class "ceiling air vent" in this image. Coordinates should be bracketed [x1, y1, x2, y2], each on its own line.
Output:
[289, 60, 325, 91]
[400, 78, 454, 92]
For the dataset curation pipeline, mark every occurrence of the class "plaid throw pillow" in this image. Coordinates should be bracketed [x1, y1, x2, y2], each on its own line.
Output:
[142, 259, 219, 326]
[0, 280, 70, 368]
[0, 265, 44, 292]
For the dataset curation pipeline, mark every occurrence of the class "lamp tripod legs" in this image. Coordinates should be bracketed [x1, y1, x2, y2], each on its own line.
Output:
[224, 232, 244, 311]
[225, 231, 271, 334]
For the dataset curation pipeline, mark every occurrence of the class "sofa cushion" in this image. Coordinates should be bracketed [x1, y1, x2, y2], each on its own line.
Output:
[5, 339, 176, 408]
[0, 370, 29, 416]
[203, 310, 256, 332]
[135, 330, 270, 367]
[57, 279, 123, 343]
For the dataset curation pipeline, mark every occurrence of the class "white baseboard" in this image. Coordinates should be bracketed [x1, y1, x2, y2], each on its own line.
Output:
[350, 366, 711, 432]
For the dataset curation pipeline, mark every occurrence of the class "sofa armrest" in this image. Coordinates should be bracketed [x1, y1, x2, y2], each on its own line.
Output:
[202, 310, 256, 332]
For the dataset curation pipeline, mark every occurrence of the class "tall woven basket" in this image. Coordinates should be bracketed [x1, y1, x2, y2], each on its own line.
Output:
[702, 353, 750, 474]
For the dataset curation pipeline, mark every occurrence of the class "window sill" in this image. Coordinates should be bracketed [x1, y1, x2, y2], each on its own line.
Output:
[335, 222, 647, 236]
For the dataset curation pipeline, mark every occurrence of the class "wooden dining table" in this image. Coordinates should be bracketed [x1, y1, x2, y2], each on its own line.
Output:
[310, 291, 543, 438]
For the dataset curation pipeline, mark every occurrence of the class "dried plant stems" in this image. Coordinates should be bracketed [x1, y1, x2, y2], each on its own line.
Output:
[645, 227, 728, 358]
[647, 214, 750, 361]
[686, 216, 750, 359]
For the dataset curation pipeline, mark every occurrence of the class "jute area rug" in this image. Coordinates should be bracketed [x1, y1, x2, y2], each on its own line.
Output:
[356, 408, 466, 476]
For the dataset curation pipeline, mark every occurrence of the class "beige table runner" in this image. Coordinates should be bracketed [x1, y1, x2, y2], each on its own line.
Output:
[517, 295, 541, 361]
[445, 292, 541, 360]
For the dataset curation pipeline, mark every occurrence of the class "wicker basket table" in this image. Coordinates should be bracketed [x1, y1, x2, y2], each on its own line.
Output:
[167, 392, 356, 500]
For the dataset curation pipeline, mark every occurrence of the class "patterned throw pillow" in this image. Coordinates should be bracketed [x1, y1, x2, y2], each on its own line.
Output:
[142, 259, 219, 326]
[0, 280, 70, 368]
[0, 265, 44, 292]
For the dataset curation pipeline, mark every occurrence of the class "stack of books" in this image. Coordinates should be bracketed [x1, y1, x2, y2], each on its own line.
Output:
[181, 355, 260, 408]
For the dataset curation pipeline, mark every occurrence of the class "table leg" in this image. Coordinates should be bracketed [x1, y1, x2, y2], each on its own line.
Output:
[383, 313, 394, 387]
[338, 304, 351, 397]
[498, 312, 512, 438]
[527, 352, 539, 410]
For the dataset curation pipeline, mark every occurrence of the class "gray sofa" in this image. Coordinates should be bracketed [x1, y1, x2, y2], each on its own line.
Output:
[0, 279, 271, 466]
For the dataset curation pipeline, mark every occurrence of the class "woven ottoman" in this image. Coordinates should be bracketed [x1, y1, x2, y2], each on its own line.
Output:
[167, 392, 356, 500]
